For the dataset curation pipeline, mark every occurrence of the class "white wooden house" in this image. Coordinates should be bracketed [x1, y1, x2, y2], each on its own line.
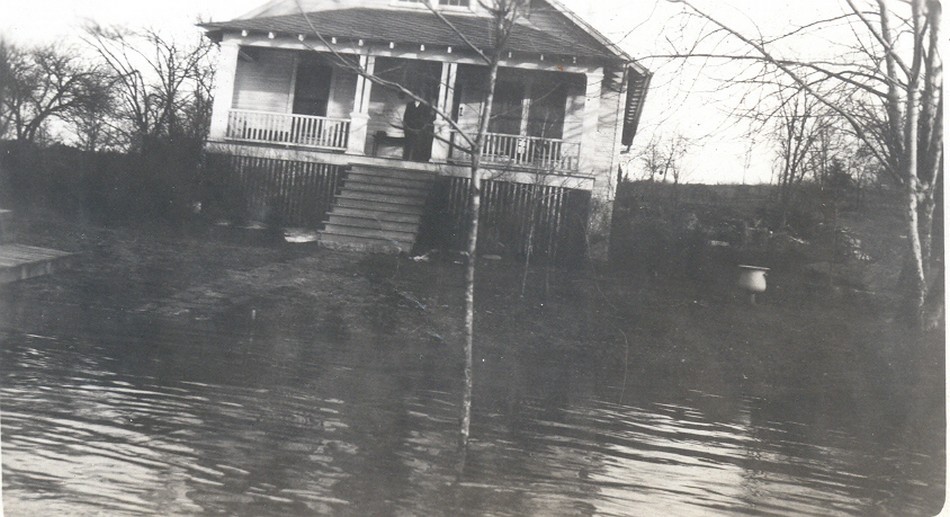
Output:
[202, 0, 650, 258]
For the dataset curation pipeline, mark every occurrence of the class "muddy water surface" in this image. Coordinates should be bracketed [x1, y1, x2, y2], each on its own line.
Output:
[0, 276, 944, 516]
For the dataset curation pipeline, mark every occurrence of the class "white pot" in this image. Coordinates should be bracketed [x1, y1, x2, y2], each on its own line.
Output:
[738, 265, 769, 293]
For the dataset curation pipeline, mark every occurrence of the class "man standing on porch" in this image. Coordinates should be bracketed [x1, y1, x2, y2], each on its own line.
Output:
[402, 96, 436, 162]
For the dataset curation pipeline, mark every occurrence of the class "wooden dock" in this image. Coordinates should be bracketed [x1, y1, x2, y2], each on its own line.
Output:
[0, 244, 77, 284]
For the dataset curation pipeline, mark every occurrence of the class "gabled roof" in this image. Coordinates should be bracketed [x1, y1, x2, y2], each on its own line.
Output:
[202, 3, 628, 62]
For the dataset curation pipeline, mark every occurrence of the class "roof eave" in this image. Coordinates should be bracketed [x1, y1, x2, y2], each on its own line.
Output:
[628, 59, 651, 77]
[196, 22, 625, 63]
[542, 0, 631, 60]
[542, 0, 651, 75]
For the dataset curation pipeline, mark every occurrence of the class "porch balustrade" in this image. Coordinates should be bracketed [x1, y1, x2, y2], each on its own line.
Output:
[226, 109, 350, 150]
[451, 132, 581, 172]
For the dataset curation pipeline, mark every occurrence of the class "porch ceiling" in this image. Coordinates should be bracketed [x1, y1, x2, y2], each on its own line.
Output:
[201, 8, 617, 60]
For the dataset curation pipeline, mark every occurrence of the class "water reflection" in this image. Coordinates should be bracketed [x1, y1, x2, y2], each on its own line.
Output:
[1, 298, 943, 516]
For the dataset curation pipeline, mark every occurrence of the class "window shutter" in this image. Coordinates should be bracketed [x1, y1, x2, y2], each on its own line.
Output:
[621, 67, 650, 148]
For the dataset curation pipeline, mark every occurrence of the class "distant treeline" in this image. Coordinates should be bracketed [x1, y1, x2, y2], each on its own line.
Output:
[618, 179, 899, 215]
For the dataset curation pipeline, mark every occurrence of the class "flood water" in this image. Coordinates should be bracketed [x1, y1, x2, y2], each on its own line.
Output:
[1, 278, 944, 516]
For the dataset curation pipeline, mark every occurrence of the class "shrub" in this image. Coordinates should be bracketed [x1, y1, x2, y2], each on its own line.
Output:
[0, 140, 203, 226]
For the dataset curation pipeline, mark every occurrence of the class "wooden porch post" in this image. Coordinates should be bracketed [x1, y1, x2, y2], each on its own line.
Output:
[208, 40, 241, 141]
[347, 54, 375, 155]
[579, 67, 604, 174]
[430, 61, 458, 162]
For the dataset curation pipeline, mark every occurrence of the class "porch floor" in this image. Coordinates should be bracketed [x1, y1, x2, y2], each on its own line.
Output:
[207, 140, 596, 190]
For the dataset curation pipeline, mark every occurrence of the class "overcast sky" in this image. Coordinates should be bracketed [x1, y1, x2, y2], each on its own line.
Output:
[0, 0, 847, 184]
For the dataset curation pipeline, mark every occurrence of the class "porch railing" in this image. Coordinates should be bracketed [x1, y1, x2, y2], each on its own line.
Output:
[450, 131, 581, 172]
[226, 109, 350, 151]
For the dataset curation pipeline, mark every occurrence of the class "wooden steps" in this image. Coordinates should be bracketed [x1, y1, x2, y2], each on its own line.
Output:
[319, 165, 434, 254]
[0, 244, 77, 284]
[334, 196, 427, 216]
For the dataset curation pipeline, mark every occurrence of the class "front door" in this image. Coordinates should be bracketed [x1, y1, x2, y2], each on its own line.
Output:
[526, 83, 566, 139]
[488, 80, 567, 139]
[487, 78, 567, 165]
[293, 59, 332, 117]
[489, 81, 526, 136]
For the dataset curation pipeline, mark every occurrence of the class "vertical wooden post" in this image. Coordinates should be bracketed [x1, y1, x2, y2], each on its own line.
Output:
[208, 39, 241, 141]
[431, 61, 458, 162]
[347, 54, 375, 155]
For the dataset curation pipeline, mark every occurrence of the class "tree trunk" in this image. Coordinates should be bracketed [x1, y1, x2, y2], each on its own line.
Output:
[460, 165, 479, 452]
[900, 0, 926, 326]
[918, 190, 935, 278]
[460, 56, 501, 457]
[904, 178, 927, 326]
[521, 185, 539, 298]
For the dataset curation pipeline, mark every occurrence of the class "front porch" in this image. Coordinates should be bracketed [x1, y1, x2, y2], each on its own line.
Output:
[223, 107, 582, 173]
[209, 47, 600, 176]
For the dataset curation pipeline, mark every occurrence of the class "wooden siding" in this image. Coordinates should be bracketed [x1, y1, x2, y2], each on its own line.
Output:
[232, 48, 357, 118]
[419, 177, 590, 263]
[561, 76, 586, 144]
[590, 66, 625, 200]
[204, 153, 346, 227]
[233, 48, 296, 113]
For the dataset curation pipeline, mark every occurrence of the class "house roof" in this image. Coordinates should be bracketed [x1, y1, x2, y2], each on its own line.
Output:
[201, 6, 624, 61]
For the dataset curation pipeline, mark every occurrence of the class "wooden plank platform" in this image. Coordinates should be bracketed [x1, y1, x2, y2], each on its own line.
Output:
[0, 244, 77, 284]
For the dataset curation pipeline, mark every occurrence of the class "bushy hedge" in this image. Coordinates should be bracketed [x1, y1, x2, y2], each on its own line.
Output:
[609, 181, 758, 279]
[0, 140, 205, 226]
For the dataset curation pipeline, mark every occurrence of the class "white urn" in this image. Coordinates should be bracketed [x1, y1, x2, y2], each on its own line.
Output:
[738, 265, 769, 304]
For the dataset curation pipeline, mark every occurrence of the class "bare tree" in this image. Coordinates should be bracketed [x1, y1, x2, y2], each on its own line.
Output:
[83, 25, 215, 153]
[291, 0, 529, 455]
[0, 40, 12, 139]
[639, 134, 688, 183]
[637, 133, 689, 210]
[768, 90, 831, 229]
[639, 138, 674, 183]
[0, 40, 111, 143]
[71, 90, 124, 152]
[81, 26, 216, 220]
[660, 0, 942, 327]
